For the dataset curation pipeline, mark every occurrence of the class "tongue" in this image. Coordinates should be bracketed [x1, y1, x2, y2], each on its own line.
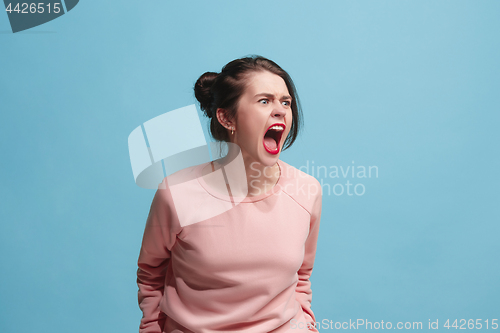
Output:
[264, 137, 278, 151]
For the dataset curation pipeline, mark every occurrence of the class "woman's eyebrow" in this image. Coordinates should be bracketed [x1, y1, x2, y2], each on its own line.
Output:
[254, 93, 292, 100]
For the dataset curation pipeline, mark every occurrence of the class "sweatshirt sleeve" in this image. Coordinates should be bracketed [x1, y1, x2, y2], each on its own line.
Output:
[137, 179, 180, 333]
[295, 179, 322, 332]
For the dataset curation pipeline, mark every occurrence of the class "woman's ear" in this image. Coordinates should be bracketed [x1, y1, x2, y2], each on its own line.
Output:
[216, 108, 234, 130]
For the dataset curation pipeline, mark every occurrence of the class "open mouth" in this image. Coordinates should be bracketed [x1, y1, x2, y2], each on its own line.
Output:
[263, 124, 285, 155]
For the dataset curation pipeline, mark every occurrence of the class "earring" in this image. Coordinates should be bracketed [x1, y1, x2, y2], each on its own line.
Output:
[231, 127, 234, 135]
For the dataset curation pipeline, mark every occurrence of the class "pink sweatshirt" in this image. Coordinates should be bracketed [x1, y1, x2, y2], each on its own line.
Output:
[137, 159, 322, 333]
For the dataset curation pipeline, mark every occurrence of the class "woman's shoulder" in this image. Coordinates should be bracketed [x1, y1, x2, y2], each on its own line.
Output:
[278, 159, 322, 214]
[158, 161, 208, 189]
[279, 159, 321, 187]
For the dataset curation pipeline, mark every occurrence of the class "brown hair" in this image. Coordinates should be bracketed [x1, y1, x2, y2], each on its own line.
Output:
[194, 55, 302, 151]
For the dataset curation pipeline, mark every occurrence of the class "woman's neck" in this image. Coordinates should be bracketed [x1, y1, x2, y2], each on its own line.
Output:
[210, 145, 280, 197]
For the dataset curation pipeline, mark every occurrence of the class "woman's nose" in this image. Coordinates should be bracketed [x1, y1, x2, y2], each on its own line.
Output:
[272, 102, 287, 117]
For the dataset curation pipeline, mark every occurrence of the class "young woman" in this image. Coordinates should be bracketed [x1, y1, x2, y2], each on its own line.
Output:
[137, 55, 322, 332]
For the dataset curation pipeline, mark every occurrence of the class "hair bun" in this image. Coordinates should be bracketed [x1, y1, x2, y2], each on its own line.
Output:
[194, 72, 218, 118]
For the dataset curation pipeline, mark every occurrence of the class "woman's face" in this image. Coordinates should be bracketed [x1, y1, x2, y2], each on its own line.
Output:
[232, 70, 293, 167]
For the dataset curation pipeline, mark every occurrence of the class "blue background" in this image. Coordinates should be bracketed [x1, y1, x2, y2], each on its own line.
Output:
[1, 0, 499, 332]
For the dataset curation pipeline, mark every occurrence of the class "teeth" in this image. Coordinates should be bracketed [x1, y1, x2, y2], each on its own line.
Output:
[269, 125, 284, 131]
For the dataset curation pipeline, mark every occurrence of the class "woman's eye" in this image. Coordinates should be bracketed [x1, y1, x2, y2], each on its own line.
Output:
[259, 99, 291, 106]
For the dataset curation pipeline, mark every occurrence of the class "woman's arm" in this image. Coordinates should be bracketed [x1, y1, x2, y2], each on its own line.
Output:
[137, 180, 178, 333]
[295, 180, 322, 332]
[137, 250, 169, 333]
